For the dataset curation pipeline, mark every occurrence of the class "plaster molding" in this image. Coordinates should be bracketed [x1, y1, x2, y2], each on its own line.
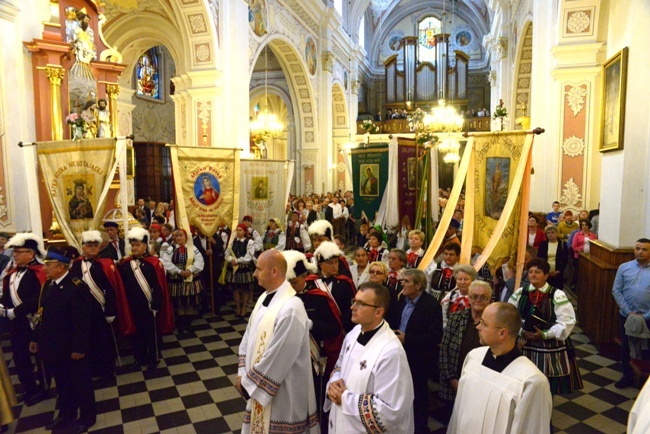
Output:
[0, 0, 19, 22]
[322, 51, 334, 73]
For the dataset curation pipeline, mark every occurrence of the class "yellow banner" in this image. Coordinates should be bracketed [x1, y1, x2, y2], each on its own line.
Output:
[170, 146, 240, 237]
[37, 138, 118, 249]
[470, 132, 534, 274]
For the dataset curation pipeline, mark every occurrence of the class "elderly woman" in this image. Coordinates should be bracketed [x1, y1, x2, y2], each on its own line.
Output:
[405, 229, 426, 269]
[439, 281, 493, 410]
[367, 261, 389, 285]
[160, 229, 204, 333]
[350, 247, 370, 287]
[538, 225, 568, 289]
[509, 258, 583, 394]
[440, 264, 478, 328]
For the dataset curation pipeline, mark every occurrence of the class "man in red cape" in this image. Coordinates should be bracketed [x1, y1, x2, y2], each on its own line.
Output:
[70, 230, 135, 383]
[119, 227, 174, 372]
[1, 233, 48, 406]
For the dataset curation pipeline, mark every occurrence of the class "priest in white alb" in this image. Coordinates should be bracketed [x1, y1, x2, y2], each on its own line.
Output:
[236, 249, 319, 433]
[448, 302, 552, 434]
[324, 281, 414, 433]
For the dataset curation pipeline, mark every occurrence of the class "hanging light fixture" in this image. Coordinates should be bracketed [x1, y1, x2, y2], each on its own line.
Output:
[250, 47, 283, 138]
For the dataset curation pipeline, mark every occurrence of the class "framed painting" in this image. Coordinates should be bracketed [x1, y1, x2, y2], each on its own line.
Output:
[600, 47, 628, 152]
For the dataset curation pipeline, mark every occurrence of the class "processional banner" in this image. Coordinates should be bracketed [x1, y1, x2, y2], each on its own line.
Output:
[397, 138, 420, 229]
[239, 159, 294, 236]
[467, 132, 534, 274]
[351, 144, 389, 221]
[418, 132, 535, 284]
[170, 146, 240, 237]
[37, 138, 120, 250]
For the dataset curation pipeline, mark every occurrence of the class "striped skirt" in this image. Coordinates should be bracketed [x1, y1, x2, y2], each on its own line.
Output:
[523, 336, 583, 394]
[168, 279, 203, 307]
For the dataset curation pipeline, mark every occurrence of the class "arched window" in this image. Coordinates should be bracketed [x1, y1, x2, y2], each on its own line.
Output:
[358, 15, 365, 49]
[418, 16, 442, 64]
[136, 47, 161, 100]
[333, 0, 343, 17]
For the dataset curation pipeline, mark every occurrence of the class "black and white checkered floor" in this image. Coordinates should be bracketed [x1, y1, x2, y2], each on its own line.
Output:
[1, 301, 644, 434]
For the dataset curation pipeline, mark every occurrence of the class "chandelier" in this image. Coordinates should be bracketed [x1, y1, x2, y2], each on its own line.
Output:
[422, 99, 464, 133]
[250, 47, 283, 139]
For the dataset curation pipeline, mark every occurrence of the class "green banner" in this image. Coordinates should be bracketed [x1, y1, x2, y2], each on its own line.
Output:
[351, 143, 389, 221]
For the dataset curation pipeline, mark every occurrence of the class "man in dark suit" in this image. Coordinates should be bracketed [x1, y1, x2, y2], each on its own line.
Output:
[30, 246, 95, 434]
[100, 222, 125, 261]
[389, 268, 443, 434]
[0, 233, 47, 406]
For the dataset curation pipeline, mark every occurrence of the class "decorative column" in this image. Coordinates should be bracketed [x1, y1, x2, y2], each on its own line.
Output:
[105, 83, 120, 138]
[38, 65, 65, 140]
[320, 50, 335, 191]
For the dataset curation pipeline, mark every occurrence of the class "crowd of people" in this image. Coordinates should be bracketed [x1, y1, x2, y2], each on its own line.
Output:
[0, 192, 647, 434]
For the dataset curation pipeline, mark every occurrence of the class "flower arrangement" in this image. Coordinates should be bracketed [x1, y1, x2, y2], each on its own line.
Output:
[66, 112, 92, 139]
[361, 119, 380, 134]
[416, 131, 438, 146]
[407, 108, 425, 125]
[493, 99, 508, 119]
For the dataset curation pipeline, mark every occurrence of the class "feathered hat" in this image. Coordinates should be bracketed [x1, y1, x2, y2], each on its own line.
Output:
[282, 250, 317, 280]
[127, 227, 149, 244]
[313, 241, 343, 262]
[308, 219, 333, 240]
[6, 232, 46, 257]
[81, 230, 102, 244]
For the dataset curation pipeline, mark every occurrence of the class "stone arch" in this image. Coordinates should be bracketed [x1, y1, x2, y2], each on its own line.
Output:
[512, 21, 533, 122]
[249, 84, 295, 160]
[250, 35, 319, 157]
[332, 82, 349, 131]
[103, 0, 220, 85]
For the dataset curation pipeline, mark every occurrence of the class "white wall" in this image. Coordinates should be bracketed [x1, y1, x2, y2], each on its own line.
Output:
[599, 0, 650, 246]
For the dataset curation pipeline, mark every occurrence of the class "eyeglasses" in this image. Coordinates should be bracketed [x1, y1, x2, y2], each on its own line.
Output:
[368, 270, 385, 275]
[469, 294, 491, 302]
[351, 298, 381, 309]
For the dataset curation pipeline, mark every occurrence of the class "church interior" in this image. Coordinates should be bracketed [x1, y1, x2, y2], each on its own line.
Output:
[1, 0, 650, 433]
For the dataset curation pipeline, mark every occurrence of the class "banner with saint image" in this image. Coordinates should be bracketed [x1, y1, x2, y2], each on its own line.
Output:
[37, 138, 119, 249]
[170, 146, 240, 237]
[239, 159, 294, 236]
[351, 143, 389, 221]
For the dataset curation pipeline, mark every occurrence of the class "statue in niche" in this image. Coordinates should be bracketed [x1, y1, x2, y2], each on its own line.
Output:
[68, 8, 98, 117]
[97, 98, 111, 138]
[70, 8, 97, 79]
[64, 7, 80, 43]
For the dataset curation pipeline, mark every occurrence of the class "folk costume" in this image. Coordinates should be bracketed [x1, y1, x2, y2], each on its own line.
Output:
[226, 230, 256, 290]
[509, 283, 583, 394]
[33, 247, 96, 432]
[425, 260, 457, 301]
[160, 231, 203, 332]
[238, 281, 319, 434]
[406, 248, 425, 269]
[262, 219, 286, 251]
[365, 245, 388, 264]
[119, 228, 174, 369]
[324, 321, 414, 433]
[285, 213, 311, 252]
[1, 233, 47, 403]
[70, 230, 135, 381]
[440, 288, 470, 329]
[448, 346, 553, 434]
[0, 346, 17, 428]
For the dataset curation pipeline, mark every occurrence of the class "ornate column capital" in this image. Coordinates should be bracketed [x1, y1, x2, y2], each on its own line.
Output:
[351, 79, 360, 95]
[488, 70, 497, 87]
[496, 37, 508, 59]
[322, 51, 334, 73]
[41, 65, 65, 86]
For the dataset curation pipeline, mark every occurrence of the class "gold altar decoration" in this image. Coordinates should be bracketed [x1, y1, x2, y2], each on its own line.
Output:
[38, 65, 65, 140]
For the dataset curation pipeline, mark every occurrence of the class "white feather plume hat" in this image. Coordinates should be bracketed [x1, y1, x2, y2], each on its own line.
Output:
[313, 241, 343, 262]
[81, 230, 103, 244]
[282, 250, 317, 280]
[6, 232, 46, 257]
[127, 227, 149, 243]
[307, 219, 333, 239]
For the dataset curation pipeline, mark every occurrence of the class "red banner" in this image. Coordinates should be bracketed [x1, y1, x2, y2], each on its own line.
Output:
[397, 138, 418, 228]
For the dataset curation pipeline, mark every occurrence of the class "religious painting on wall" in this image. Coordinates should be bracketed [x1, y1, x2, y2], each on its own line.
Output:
[136, 48, 161, 100]
[359, 164, 379, 197]
[600, 47, 628, 152]
[248, 0, 268, 37]
[485, 157, 510, 219]
[305, 36, 317, 76]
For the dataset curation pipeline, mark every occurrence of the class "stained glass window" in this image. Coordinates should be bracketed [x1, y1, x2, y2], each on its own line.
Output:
[136, 48, 160, 100]
[418, 16, 442, 64]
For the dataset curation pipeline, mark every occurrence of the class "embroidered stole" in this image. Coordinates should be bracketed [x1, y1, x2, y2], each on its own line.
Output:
[130, 260, 153, 308]
[246, 284, 296, 434]
[81, 261, 106, 311]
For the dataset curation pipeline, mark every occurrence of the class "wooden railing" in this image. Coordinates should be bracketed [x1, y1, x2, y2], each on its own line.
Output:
[356, 117, 492, 135]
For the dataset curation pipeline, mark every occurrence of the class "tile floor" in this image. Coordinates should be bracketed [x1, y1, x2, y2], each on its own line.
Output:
[1, 301, 644, 434]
